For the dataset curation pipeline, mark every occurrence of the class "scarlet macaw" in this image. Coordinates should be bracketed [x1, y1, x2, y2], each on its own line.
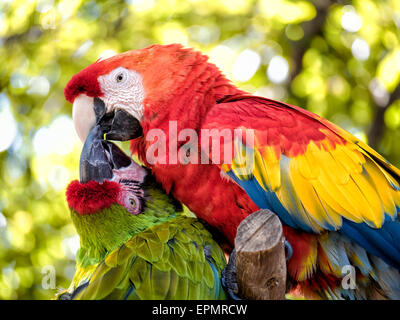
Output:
[65, 44, 400, 299]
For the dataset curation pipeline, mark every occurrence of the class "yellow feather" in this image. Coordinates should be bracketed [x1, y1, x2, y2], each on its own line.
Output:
[231, 139, 254, 179]
[308, 142, 349, 185]
[263, 146, 281, 191]
[252, 149, 268, 191]
[253, 147, 281, 191]
[366, 156, 400, 210]
[333, 144, 363, 174]
[364, 161, 396, 217]
[297, 239, 318, 281]
[310, 142, 384, 227]
[392, 189, 400, 208]
[276, 156, 323, 232]
[339, 175, 379, 226]
[289, 160, 342, 229]
[312, 177, 360, 222]
[313, 164, 364, 223]
[221, 163, 230, 172]
[229, 125, 397, 232]
[341, 144, 366, 169]
[349, 172, 384, 227]
[296, 154, 319, 180]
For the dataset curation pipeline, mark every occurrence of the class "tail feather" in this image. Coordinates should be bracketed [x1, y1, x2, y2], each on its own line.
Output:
[341, 219, 400, 270]
[287, 230, 400, 300]
[371, 256, 400, 300]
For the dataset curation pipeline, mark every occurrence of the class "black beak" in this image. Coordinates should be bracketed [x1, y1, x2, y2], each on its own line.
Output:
[93, 97, 143, 142]
[105, 109, 143, 141]
[79, 124, 133, 184]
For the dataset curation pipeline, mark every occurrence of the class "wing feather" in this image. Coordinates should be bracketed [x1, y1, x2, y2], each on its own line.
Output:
[58, 216, 227, 300]
[202, 95, 400, 269]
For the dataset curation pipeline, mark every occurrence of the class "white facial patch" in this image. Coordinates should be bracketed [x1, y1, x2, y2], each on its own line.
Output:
[98, 67, 145, 121]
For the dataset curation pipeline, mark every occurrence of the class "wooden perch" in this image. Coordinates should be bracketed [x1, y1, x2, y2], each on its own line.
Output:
[235, 209, 286, 300]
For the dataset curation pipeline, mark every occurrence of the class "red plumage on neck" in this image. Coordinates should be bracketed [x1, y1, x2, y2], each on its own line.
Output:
[129, 52, 248, 244]
[66, 180, 121, 215]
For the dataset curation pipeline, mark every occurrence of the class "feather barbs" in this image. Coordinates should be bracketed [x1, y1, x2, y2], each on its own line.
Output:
[66, 180, 121, 215]
[225, 130, 400, 232]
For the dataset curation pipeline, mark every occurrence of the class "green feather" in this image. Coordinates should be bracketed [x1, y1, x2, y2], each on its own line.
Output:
[166, 270, 179, 298]
[156, 227, 170, 243]
[175, 276, 189, 299]
[56, 179, 227, 300]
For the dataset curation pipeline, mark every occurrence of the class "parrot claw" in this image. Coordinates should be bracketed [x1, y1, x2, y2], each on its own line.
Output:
[221, 249, 242, 300]
[284, 239, 293, 261]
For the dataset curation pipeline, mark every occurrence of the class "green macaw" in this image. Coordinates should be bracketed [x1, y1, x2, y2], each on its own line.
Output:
[56, 125, 227, 300]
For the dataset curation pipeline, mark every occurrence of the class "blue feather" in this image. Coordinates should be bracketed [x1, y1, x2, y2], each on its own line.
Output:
[339, 219, 400, 270]
[370, 256, 400, 299]
[227, 168, 400, 270]
[226, 170, 314, 232]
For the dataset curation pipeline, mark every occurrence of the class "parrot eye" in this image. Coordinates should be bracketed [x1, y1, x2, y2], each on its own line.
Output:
[129, 198, 136, 208]
[113, 68, 128, 84]
[116, 72, 124, 83]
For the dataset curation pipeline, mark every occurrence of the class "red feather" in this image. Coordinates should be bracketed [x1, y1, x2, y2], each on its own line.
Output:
[66, 180, 121, 215]
[66, 45, 398, 298]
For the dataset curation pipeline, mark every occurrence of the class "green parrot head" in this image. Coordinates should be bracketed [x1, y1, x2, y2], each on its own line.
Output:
[66, 126, 181, 266]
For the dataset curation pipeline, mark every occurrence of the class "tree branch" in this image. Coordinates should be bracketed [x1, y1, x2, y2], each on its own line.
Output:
[289, 0, 332, 82]
[368, 82, 400, 149]
[235, 210, 287, 300]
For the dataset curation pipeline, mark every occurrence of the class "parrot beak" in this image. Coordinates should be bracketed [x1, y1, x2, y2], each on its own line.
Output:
[104, 108, 143, 141]
[94, 97, 143, 142]
[73, 95, 143, 144]
[79, 124, 133, 184]
[79, 124, 113, 184]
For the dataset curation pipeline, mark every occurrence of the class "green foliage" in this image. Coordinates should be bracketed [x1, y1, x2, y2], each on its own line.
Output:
[0, 0, 399, 299]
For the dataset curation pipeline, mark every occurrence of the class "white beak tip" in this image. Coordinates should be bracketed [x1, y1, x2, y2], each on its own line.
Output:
[72, 94, 96, 143]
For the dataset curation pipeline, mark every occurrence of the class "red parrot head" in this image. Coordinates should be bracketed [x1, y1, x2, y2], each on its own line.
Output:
[64, 44, 241, 144]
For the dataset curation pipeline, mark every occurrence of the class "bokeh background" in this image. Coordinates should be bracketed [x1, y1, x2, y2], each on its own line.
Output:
[1, 0, 400, 299]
